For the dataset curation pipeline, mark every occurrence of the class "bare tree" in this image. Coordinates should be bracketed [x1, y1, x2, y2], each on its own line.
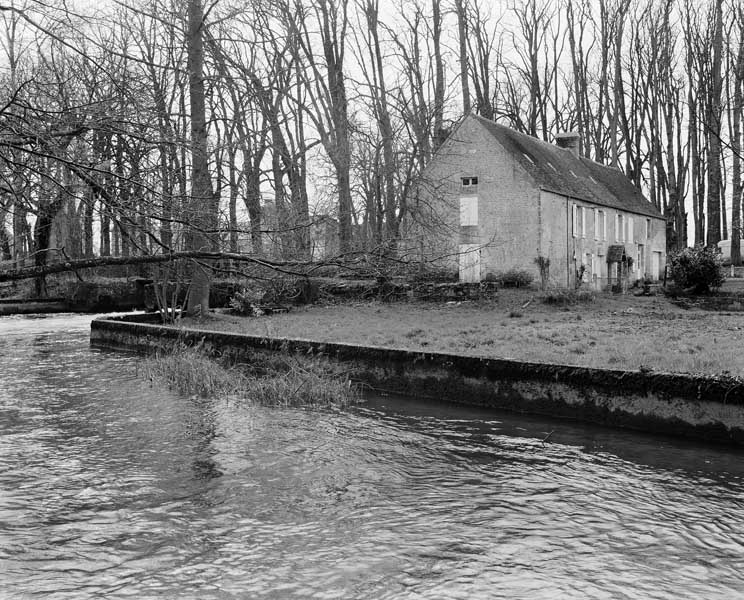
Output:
[454, 0, 470, 114]
[185, 0, 216, 314]
[706, 0, 724, 247]
[730, 3, 744, 265]
[281, 0, 354, 253]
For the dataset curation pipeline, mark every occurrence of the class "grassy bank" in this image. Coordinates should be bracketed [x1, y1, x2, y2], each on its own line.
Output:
[140, 344, 360, 406]
[175, 288, 744, 376]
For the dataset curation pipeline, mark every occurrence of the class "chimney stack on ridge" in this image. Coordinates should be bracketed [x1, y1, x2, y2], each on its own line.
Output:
[555, 131, 580, 157]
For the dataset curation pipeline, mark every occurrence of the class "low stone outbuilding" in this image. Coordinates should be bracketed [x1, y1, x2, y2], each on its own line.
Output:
[405, 114, 667, 288]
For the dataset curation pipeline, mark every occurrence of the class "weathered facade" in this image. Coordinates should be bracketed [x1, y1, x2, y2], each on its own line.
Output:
[406, 114, 667, 288]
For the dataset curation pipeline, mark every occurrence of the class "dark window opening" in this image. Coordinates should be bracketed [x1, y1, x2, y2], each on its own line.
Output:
[461, 176, 478, 187]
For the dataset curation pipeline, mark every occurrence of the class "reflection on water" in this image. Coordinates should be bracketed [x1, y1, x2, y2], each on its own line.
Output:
[1, 313, 744, 599]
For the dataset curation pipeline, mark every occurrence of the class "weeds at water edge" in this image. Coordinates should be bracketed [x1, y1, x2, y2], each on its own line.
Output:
[140, 345, 360, 407]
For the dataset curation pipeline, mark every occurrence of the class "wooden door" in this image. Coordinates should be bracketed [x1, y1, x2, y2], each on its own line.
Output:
[459, 244, 481, 283]
[651, 251, 661, 281]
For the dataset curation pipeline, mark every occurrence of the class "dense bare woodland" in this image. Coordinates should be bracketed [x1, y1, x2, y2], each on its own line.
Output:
[0, 0, 742, 299]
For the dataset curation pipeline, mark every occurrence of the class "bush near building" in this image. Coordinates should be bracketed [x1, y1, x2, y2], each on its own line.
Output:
[668, 245, 725, 294]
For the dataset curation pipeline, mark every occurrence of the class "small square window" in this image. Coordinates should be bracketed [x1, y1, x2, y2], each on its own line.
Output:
[461, 176, 478, 187]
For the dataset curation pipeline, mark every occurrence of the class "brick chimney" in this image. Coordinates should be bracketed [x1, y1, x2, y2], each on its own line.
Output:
[555, 131, 580, 156]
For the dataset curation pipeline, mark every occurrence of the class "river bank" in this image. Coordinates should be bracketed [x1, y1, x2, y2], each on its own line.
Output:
[91, 306, 744, 445]
[179, 288, 744, 376]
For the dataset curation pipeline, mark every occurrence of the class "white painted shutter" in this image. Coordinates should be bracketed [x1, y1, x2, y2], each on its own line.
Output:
[603, 212, 607, 240]
[459, 196, 478, 226]
[581, 207, 586, 238]
[594, 209, 599, 240]
[572, 204, 578, 237]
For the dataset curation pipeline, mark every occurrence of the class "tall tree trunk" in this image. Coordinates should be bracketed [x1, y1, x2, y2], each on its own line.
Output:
[610, 1, 630, 168]
[732, 15, 744, 266]
[186, 0, 215, 315]
[318, 0, 353, 253]
[244, 164, 263, 255]
[566, 0, 588, 157]
[706, 0, 724, 247]
[83, 187, 94, 257]
[363, 0, 398, 243]
[432, 0, 446, 149]
[455, 0, 470, 113]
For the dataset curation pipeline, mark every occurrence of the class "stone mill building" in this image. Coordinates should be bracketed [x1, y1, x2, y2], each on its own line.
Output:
[407, 114, 667, 289]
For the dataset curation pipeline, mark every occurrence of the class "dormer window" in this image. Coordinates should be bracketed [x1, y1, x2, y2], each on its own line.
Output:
[461, 176, 479, 188]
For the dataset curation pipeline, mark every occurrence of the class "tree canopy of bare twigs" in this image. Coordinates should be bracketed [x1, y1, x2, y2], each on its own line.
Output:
[0, 0, 741, 294]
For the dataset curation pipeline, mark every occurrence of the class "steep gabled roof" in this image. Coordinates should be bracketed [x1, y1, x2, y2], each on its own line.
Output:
[472, 115, 662, 219]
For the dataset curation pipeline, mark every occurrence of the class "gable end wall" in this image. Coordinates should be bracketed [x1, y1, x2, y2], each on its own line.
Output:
[412, 117, 543, 279]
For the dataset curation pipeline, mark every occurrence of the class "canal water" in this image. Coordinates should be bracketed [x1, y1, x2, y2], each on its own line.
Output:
[1, 314, 744, 599]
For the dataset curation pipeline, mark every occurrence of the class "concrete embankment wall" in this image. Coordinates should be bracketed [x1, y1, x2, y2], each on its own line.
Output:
[0, 298, 69, 315]
[91, 314, 744, 446]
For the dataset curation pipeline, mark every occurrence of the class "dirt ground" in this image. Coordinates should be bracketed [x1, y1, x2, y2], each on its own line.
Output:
[180, 288, 744, 376]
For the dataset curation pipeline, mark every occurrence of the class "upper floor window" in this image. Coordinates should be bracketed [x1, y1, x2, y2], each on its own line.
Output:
[572, 204, 587, 238]
[602, 211, 607, 241]
[595, 209, 607, 241]
[615, 214, 624, 242]
[580, 207, 586, 238]
[627, 217, 634, 242]
[461, 176, 479, 188]
[646, 218, 652, 239]
[460, 196, 478, 226]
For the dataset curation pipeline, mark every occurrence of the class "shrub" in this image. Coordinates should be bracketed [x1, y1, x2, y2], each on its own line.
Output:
[540, 289, 596, 305]
[499, 268, 534, 288]
[229, 287, 263, 315]
[668, 245, 725, 294]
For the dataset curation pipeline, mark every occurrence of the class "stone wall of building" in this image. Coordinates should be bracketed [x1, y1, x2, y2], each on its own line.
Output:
[411, 117, 666, 287]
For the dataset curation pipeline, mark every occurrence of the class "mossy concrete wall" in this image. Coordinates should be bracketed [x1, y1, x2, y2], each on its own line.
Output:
[0, 298, 68, 315]
[90, 314, 744, 445]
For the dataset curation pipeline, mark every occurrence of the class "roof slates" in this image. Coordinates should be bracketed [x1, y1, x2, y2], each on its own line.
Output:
[473, 115, 663, 219]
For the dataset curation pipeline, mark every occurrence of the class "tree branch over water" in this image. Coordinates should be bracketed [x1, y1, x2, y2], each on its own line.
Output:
[0, 251, 308, 281]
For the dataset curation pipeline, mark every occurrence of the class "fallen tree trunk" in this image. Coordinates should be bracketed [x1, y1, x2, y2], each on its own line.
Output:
[0, 251, 307, 282]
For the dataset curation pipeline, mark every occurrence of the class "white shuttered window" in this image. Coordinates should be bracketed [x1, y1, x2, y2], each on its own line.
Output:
[459, 196, 478, 226]
[580, 207, 586, 238]
[602, 211, 607, 240]
[572, 204, 578, 237]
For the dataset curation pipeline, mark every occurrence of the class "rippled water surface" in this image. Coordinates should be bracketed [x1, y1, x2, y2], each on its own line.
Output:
[2, 314, 744, 599]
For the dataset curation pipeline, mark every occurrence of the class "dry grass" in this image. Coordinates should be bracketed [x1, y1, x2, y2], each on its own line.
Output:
[176, 288, 744, 376]
[140, 344, 360, 406]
